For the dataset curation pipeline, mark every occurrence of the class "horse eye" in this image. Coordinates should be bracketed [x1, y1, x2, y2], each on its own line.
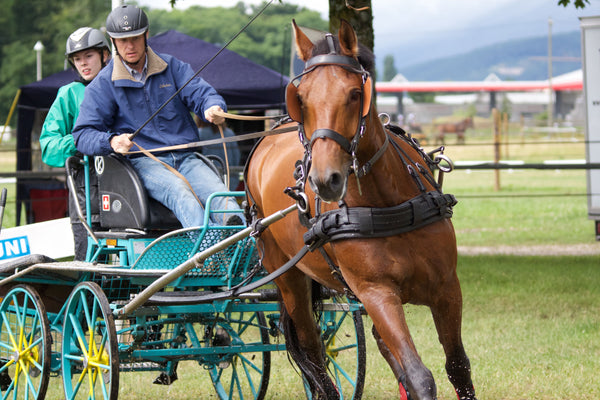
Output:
[349, 89, 361, 103]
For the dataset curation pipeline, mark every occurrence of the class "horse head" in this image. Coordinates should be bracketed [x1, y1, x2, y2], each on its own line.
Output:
[287, 20, 374, 203]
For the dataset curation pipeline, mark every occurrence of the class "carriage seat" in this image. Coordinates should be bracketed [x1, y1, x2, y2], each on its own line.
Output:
[94, 154, 181, 231]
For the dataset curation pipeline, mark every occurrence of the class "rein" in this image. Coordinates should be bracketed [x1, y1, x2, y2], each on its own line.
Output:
[125, 115, 295, 155]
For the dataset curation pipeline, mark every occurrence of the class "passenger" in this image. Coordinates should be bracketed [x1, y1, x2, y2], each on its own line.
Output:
[39, 27, 111, 261]
[194, 115, 241, 191]
[72, 5, 243, 229]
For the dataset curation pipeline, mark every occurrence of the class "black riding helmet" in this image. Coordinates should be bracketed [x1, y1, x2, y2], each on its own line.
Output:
[66, 27, 110, 58]
[65, 27, 110, 79]
[105, 5, 149, 39]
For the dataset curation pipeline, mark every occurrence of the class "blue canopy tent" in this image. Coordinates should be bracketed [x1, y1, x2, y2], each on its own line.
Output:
[15, 30, 288, 225]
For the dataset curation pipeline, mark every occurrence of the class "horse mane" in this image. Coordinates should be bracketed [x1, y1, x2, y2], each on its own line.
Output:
[311, 34, 376, 77]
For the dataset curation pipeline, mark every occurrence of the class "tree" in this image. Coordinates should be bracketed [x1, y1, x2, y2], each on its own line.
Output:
[383, 54, 397, 81]
[0, 0, 107, 125]
[147, 3, 327, 76]
[328, 0, 373, 51]
[558, 0, 590, 7]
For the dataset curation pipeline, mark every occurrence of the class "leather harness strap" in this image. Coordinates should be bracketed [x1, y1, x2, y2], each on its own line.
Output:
[303, 190, 457, 250]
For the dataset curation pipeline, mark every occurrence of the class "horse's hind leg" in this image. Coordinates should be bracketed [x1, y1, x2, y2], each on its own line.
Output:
[277, 271, 339, 399]
[372, 325, 412, 400]
[430, 278, 477, 400]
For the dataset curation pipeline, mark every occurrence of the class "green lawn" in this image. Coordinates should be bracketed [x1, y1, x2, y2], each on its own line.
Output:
[37, 255, 600, 399]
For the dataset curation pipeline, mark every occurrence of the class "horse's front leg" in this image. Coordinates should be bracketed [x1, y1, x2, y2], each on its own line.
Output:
[360, 290, 436, 400]
[430, 277, 477, 400]
[372, 325, 412, 400]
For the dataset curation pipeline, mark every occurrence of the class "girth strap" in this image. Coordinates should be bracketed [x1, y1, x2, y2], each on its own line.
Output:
[303, 191, 457, 249]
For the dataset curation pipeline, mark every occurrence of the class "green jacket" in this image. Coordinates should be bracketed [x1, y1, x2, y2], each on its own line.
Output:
[40, 81, 84, 168]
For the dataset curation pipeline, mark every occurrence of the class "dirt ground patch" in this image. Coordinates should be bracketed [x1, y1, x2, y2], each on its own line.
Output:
[458, 243, 600, 256]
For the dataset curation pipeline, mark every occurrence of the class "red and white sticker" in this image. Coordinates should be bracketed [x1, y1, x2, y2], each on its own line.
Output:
[102, 194, 110, 211]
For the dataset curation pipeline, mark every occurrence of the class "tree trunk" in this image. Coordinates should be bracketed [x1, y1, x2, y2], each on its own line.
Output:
[328, 0, 374, 52]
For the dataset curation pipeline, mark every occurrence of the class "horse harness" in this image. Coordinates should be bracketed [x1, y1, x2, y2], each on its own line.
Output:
[245, 39, 457, 295]
[283, 42, 457, 293]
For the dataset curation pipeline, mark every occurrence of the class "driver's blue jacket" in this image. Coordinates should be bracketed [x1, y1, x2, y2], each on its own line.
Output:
[72, 47, 226, 156]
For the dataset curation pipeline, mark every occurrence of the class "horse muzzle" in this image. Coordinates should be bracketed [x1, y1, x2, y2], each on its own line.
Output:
[307, 131, 352, 202]
[308, 167, 349, 202]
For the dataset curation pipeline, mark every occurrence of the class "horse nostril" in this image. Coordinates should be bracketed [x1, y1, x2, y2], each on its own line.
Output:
[328, 172, 343, 191]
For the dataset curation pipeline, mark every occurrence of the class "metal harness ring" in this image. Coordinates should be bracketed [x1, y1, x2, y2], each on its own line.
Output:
[434, 154, 454, 173]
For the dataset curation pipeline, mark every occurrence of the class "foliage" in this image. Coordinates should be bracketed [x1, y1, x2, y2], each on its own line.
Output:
[558, 0, 590, 7]
[409, 92, 436, 103]
[0, 0, 326, 128]
[0, 0, 108, 126]
[382, 54, 397, 81]
[146, 3, 327, 80]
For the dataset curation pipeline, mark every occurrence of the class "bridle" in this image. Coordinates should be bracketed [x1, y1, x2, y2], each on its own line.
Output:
[285, 34, 388, 193]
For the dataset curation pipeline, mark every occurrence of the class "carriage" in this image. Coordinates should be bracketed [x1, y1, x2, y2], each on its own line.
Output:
[0, 152, 367, 400]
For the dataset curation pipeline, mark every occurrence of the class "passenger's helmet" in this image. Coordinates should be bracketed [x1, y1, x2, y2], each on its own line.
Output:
[105, 5, 149, 39]
[66, 27, 109, 57]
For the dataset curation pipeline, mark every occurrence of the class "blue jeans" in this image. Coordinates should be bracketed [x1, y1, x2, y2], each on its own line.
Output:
[129, 152, 242, 227]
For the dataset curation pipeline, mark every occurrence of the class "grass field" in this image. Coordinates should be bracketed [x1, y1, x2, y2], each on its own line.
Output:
[1, 125, 598, 399]
[34, 255, 599, 399]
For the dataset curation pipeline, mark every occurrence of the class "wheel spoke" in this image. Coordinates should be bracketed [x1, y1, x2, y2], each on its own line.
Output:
[0, 308, 19, 351]
[68, 312, 89, 358]
[20, 359, 40, 398]
[208, 308, 270, 400]
[238, 355, 261, 397]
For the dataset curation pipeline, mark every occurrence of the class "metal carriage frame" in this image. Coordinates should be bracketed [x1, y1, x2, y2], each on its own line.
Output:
[0, 154, 367, 400]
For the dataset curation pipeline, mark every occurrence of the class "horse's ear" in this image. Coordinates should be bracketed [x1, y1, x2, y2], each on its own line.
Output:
[292, 19, 314, 62]
[286, 82, 301, 122]
[337, 19, 358, 58]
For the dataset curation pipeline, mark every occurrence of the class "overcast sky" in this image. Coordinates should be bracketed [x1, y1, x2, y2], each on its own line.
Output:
[136, 0, 600, 68]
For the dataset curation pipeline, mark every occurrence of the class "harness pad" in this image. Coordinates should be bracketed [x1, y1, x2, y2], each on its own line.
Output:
[303, 191, 457, 249]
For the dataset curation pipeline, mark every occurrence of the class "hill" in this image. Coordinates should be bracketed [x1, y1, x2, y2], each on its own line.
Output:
[398, 30, 582, 81]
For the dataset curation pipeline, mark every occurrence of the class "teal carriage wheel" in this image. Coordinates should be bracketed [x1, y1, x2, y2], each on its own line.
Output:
[306, 304, 366, 400]
[207, 308, 271, 400]
[61, 282, 119, 400]
[0, 284, 51, 400]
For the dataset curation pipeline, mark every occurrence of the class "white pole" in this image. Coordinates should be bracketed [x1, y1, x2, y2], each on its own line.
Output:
[109, 0, 124, 57]
[111, 0, 123, 10]
[33, 41, 44, 81]
[547, 17, 553, 127]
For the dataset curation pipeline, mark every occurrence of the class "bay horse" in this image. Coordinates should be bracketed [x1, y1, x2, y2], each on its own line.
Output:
[435, 117, 474, 145]
[245, 20, 477, 400]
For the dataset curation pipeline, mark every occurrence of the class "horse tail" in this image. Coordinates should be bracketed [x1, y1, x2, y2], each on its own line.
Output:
[279, 280, 339, 399]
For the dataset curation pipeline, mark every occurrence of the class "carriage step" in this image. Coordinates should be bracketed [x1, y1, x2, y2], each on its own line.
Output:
[119, 361, 162, 371]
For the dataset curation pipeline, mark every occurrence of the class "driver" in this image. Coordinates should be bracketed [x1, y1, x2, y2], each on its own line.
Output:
[72, 5, 243, 229]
